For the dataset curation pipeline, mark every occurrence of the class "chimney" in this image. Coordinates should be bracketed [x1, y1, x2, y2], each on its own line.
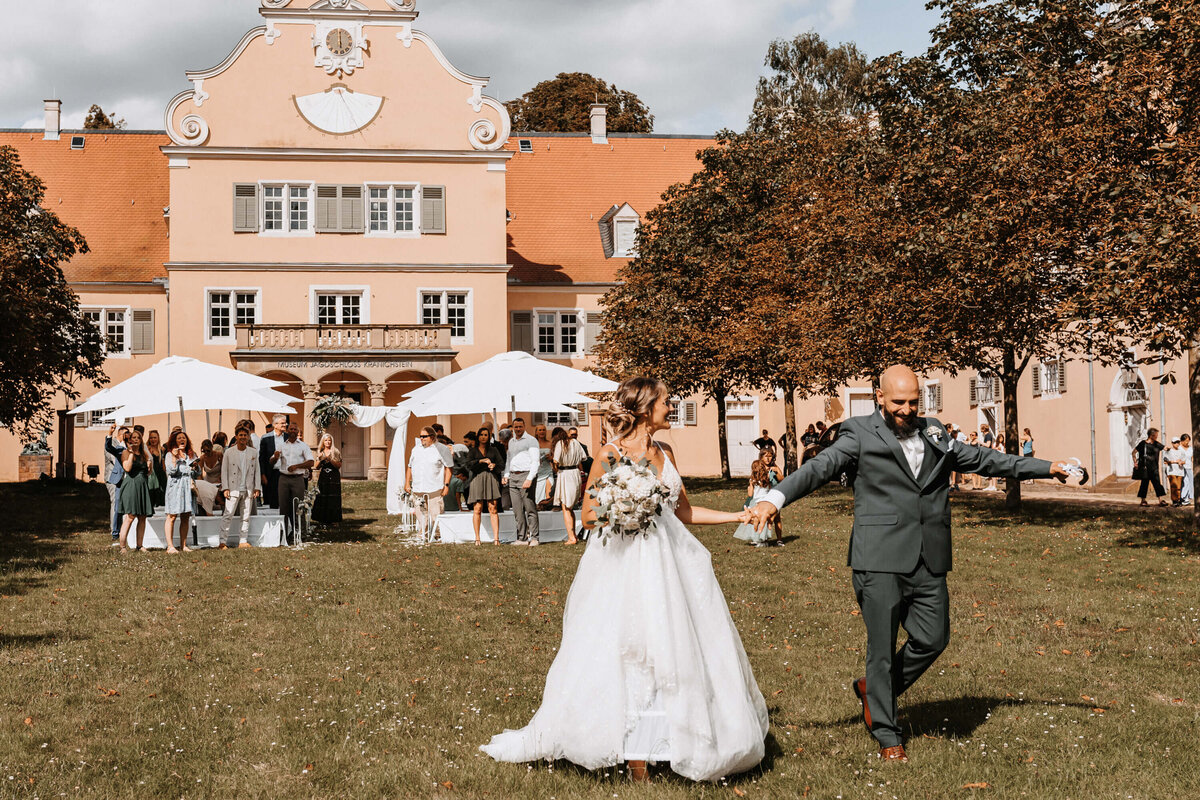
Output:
[44, 99, 61, 141]
[590, 103, 608, 145]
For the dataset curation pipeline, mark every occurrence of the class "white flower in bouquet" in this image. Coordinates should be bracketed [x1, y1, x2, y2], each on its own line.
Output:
[588, 454, 672, 545]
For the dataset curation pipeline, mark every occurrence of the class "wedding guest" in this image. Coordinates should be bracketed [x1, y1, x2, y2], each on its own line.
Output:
[1134, 428, 1168, 506]
[568, 426, 593, 479]
[312, 433, 343, 524]
[533, 423, 555, 509]
[495, 423, 513, 511]
[467, 427, 504, 545]
[968, 432, 986, 489]
[146, 430, 167, 508]
[116, 429, 153, 553]
[211, 431, 228, 454]
[1165, 437, 1186, 506]
[502, 418, 541, 545]
[259, 414, 286, 509]
[759, 450, 784, 542]
[273, 422, 314, 544]
[987, 434, 1006, 491]
[220, 426, 261, 549]
[734, 459, 780, 547]
[432, 423, 456, 465]
[800, 424, 819, 448]
[243, 419, 260, 451]
[163, 431, 196, 554]
[104, 425, 130, 544]
[551, 426, 584, 545]
[752, 429, 776, 454]
[198, 439, 223, 487]
[1021, 427, 1035, 457]
[1181, 434, 1194, 505]
[406, 427, 451, 542]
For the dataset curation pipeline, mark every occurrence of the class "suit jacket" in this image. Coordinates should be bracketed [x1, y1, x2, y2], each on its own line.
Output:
[258, 432, 278, 478]
[222, 445, 261, 494]
[770, 412, 1053, 574]
[104, 437, 126, 485]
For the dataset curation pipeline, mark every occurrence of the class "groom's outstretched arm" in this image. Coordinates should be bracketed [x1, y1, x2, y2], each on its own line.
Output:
[750, 420, 861, 530]
[953, 443, 1065, 481]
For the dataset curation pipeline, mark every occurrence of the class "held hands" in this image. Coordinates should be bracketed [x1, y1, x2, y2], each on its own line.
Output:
[749, 501, 779, 534]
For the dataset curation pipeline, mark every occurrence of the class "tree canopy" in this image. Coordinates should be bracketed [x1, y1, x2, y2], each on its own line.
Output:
[0, 146, 106, 442]
[505, 73, 653, 133]
[83, 104, 125, 130]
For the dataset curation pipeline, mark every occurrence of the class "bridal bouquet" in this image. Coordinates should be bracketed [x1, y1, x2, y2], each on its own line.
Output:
[588, 455, 672, 546]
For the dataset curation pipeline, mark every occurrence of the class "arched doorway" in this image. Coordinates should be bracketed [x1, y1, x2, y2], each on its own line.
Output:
[316, 370, 371, 479]
[1108, 368, 1150, 477]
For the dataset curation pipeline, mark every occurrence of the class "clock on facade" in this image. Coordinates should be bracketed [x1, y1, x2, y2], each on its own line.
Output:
[326, 28, 354, 56]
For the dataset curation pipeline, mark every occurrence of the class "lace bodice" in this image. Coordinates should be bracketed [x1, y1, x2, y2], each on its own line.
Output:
[612, 441, 683, 512]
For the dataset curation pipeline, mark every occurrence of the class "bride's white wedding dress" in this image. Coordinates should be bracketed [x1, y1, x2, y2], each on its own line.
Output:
[480, 446, 769, 782]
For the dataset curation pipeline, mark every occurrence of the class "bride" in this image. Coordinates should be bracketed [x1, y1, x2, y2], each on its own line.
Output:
[480, 377, 769, 782]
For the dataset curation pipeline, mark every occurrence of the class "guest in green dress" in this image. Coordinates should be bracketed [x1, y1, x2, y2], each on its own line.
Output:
[146, 430, 168, 508]
[117, 430, 154, 552]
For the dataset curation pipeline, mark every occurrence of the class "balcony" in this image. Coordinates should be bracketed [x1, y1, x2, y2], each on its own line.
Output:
[234, 324, 453, 353]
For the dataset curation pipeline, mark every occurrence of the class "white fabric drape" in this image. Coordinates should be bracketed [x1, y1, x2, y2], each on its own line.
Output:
[348, 404, 412, 515]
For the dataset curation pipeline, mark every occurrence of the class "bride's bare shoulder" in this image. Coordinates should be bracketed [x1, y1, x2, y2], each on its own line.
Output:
[655, 441, 676, 461]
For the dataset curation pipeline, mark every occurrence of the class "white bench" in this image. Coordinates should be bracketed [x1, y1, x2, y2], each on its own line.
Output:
[138, 514, 285, 549]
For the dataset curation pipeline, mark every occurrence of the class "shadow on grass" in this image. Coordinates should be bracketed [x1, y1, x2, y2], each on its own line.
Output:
[0, 631, 83, 651]
[0, 481, 103, 596]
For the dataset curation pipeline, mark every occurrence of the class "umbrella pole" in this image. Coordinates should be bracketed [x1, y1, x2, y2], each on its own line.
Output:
[510, 395, 517, 424]
[178, 396, 186, 433]
[206, 410, 212, 438]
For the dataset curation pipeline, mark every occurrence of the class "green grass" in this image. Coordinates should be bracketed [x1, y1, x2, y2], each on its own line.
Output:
[0, 479, 1196, 799]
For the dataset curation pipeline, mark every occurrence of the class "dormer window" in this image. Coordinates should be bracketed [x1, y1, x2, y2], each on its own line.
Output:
[599, 203, 640, 258]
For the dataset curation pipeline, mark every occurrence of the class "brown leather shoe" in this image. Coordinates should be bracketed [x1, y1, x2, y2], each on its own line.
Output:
[853, 677, 873, 733]
[879, 744, 908, 762]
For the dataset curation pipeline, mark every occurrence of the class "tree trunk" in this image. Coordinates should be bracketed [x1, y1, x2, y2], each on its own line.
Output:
[782, 382, 799, 474]
[1190, 339, 1199, 532]
[714, 382, 731, 480]
[1002, 348, 1022, 511]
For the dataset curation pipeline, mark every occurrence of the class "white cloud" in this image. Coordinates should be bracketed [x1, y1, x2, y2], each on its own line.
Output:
[0, 0, 935, 134]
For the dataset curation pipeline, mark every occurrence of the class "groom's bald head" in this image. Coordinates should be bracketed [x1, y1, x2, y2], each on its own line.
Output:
[877, 365, 921, 436]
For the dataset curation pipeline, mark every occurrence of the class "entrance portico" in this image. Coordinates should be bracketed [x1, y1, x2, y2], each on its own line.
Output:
[231, 322, 455, 478]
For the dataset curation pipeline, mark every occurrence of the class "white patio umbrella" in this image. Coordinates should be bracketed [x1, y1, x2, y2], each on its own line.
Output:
[401, 351, 618, 420]
[73, 356, 292, 433]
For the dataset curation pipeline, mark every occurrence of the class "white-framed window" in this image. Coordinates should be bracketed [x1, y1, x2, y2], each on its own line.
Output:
[920, 380, 942, 414]
[82, 307, 130, 358]
[261, 182, 313, 235]
[367, 183, 418, 235]
[534, 309, 583, 357]
[533, 404, 591, 428]
[666, 397, 699, 428]
[975, 372, 998, 406]
[418, 289, 472, 343]
[614, 219, 638, 257]
[87, 406, 121, 430]
[1038, 359, 1066, 398]
[311, 287, 368, 325]
[206, 289, 260, 343]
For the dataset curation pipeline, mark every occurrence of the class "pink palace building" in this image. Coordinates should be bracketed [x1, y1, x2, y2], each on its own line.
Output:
[0, 0, 1190, 485]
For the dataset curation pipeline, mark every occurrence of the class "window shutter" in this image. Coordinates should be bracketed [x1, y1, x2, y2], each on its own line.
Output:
[968, 377, 978, 407]
[130, 309, 154, 354]
[421, 186, 446, 234]
[574, 403, 590, 427]
[511, 311, 533, 353]
[918, 387, 926, 415]
[340, 185, 363, 232]
[993, 376, 1003, 401]
[935, 383, 944, 412]
[73, 402, 85, 428]
[1057, 360, 1067, 393]
[316, 185, 339, 232]
[1032, 362, 1042, 397]
[233, 183, 259, 232]
[682, 401, 699, 426]
[531, 412, 546, 426]
[584, 311, 604, 354]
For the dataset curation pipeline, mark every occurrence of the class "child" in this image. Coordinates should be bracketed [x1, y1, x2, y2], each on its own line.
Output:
[733, 458, 783, 547]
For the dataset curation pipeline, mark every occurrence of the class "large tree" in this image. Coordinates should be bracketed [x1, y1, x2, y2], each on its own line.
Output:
[0, 146, 106, 442]
[869, 0, 1127, 509]
[506, 72, 653, 133]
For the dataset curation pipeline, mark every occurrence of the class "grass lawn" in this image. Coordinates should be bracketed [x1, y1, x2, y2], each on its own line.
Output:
[0, 478, 1196, 799]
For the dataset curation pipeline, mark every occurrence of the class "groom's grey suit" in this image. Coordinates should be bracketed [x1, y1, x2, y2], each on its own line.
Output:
[764, 410, 1053, 748]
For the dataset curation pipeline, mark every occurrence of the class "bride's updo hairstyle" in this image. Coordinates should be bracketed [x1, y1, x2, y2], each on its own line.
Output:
[605, 376, 667, 441]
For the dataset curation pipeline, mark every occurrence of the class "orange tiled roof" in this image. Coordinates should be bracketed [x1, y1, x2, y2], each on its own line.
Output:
[0, 129, 170, 284]
[504, 134, 713, 284]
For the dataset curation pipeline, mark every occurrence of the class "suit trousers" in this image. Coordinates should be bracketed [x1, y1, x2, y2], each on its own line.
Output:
[277, 474, 306, 544]
[109, 484, 121, 538]
[265, 469, 281, 509]
[853, 559, 951, 748]
[220, 490, 256, 546]
[507, 471, 539, 542]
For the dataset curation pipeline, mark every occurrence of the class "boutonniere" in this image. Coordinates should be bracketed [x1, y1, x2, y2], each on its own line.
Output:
[925, 426, 945, 444]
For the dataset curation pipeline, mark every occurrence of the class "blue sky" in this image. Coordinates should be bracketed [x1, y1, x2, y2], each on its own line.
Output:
[0, 1, 942, 135]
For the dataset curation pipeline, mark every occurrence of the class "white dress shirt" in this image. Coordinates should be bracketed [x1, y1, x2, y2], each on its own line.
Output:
[504, 432, 541, 477]
[277, 438, 314, 474]
[897, 431, 925, 479]
[409, 443, 449, 493]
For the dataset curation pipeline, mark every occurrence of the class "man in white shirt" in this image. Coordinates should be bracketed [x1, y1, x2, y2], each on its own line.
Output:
[271, 422, 313, 544]
[1181, 434, 1194, 505]
[502, 417, 541, 545]
[406, 426, 451, 541]
[1165, 437, 1187, 506]
[220, 426, 261, 548]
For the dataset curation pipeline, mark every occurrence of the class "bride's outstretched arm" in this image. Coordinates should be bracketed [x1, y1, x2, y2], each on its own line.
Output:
[660, 444, 748, 526]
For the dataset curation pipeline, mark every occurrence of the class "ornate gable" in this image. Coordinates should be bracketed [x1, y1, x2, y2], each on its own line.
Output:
[165, 0, 508, 151]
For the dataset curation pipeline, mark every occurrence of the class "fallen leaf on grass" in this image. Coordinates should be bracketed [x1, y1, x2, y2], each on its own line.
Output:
[733, 789, 747, 797]
[440, 781, 454, 790]
[773, 689, 785, 696]
[963, 782, 990, 789]
[23, 717, 32, 726]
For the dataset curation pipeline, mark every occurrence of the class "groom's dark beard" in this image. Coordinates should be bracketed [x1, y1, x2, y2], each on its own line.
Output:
[882, 408, 918, 439]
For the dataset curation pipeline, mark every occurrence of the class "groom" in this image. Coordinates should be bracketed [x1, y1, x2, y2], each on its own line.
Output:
[750, 365, 1070, 762]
